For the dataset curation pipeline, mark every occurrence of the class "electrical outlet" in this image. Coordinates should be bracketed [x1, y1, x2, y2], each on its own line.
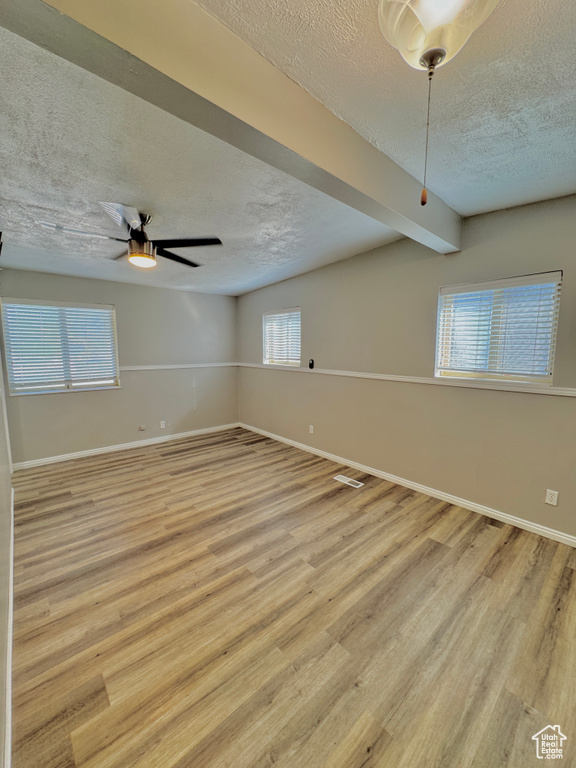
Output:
[545, 489, 558, 506]
[309, 425, 314, 434]
[160, 420, 166, 429]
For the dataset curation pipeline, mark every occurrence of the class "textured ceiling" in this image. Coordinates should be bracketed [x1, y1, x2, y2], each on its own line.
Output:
[0, 27, 398, 295]
[193, 0, 576, 216]
[2, 0, 575, 295]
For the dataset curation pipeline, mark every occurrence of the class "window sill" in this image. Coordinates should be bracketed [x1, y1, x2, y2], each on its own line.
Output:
[9, 385, 122, 397]
[435, 374, 553, 387]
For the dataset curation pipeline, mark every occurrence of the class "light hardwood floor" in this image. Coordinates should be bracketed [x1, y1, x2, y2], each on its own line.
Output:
[11, 427, 576, 767]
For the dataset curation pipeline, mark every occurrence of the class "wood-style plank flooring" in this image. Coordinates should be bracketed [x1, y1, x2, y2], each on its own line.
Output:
[11, 427, 576, 767]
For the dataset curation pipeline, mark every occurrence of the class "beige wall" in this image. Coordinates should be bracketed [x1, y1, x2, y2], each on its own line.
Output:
[237, 195, 576, 538]
[0, 270, 238, 463]
[0, 353, 12, 768]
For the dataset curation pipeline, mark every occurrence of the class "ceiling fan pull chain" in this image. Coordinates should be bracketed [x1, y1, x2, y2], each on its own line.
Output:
[421, 63, 434, 206]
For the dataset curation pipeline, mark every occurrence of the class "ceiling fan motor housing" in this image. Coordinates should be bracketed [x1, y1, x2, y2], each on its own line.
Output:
[128, 239, 156, 258]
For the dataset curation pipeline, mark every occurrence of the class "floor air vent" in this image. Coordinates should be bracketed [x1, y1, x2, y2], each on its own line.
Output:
[333, 474, 364, 488]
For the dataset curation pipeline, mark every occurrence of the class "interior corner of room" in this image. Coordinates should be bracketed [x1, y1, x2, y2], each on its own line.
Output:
[1, 0, 576, 765]
[2, 194, 576, 542]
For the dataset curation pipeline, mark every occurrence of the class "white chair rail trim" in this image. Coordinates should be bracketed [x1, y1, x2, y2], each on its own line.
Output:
[118, 361, 576, 397]
[239, 362, 576, 398]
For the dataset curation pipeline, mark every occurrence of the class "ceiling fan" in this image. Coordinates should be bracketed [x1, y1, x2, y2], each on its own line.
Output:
[37, 202, 222, 269]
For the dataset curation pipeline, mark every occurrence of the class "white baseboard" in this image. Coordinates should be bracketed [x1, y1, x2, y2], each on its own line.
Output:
[3, 488, 14, 768]
[12, 423, 241, 471]
[239, 423, 576, 549]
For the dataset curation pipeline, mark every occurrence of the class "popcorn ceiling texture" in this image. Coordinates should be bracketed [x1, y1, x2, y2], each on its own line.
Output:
[193, 0, 576, 216]
[2, 0, 575, 294]
[0, 26, 398, 295]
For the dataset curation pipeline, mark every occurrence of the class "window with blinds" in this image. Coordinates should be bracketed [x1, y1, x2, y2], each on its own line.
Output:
[263, 308, 301, 367]
[1, 299, 120, 394]
[435, 272, 562, 384]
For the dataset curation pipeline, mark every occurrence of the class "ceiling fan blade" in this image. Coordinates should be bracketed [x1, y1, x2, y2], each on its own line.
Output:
[152, 237, 222, 249]
[36, 221, 128, 242]
[99, 202, 142, 232]
[157, 247, 200, 268]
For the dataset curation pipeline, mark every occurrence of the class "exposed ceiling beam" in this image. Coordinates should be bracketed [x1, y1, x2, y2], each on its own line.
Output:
[2, 0, 461, 253]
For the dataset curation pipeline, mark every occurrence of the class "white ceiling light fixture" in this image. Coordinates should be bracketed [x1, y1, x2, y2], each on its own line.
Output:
[378, 0, 499, 71]
[378, 0, 499, 205]
[127, 239, 157, 269]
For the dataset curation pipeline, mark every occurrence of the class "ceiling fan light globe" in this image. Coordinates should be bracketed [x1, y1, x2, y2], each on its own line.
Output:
[127, 239, 157, 268]
[378, 0, 499, 69]
[128, 254, 157, 269]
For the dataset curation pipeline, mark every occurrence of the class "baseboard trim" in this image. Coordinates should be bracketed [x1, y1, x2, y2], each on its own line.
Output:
[12, 421, 576, 548]
[239, 423, 576, 549]
[12, 423, 241, 471]
[3, 488, 14, 768]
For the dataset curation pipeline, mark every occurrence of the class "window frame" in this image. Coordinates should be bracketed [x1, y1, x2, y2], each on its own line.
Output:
[1, 297, 121, 396]
[262, 307, 302, 367]
[434, 271, 562, 386]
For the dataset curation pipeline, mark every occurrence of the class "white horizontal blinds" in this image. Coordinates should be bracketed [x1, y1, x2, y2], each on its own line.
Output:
[263, 309, 301, 366]
[2, 300, 120, 393]
[436, 272, 562, 383]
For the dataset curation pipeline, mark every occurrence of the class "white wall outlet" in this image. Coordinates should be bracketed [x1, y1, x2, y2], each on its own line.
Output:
[160, 420, 166, 429]
[545, 489, 559, 506]
[309, 425, 314, 434]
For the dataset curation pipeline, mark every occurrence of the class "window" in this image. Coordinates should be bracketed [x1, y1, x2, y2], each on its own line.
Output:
[263, 308, 301, 366]
[1, 299, 120, 394]
[435, 272, 562, 384]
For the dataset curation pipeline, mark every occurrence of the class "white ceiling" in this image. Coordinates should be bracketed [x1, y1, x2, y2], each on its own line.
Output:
[0, 26, 399, 295]
[1, 0, 575, 294]
[195, 0, 576, 216]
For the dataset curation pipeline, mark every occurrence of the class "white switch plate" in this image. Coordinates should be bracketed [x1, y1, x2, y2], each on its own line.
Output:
[545, 489, 558, 506]
[160, 420, 166, 429]
[309, 425, 314, 434]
